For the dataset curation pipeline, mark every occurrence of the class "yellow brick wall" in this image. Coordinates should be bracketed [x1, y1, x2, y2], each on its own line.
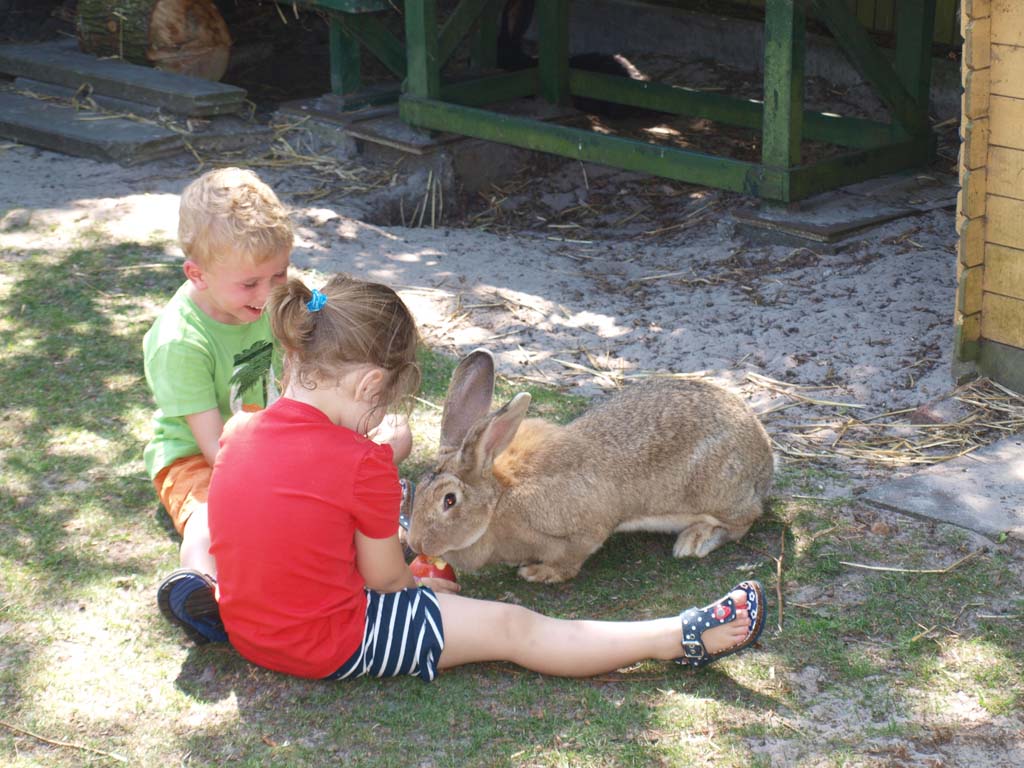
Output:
[958, 0, 1024, 354]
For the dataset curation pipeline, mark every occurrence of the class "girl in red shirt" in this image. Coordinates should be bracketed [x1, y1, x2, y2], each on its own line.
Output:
[207, 274, 765, 681]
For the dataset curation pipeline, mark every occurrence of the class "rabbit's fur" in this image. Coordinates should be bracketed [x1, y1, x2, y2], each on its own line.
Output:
[407, 349, 774, 583]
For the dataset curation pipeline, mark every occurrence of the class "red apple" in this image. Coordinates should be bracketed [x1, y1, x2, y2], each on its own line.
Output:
[410, 554, 457, 583]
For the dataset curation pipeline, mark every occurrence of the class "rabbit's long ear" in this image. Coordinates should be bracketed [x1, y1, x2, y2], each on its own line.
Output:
[440, 348, 496, 453]
[463, 393, 532, 472]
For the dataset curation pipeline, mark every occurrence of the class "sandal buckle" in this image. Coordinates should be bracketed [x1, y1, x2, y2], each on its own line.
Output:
[681, 640, 706, 660]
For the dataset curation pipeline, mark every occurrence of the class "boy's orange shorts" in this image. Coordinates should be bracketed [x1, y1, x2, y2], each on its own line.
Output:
[153, 454, 212, 535]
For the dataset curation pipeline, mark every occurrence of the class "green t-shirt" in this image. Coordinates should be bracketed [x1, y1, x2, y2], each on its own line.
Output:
[143, 283, 280, 479]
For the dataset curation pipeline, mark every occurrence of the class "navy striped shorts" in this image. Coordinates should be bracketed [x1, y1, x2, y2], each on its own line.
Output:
[326, 586, 445, 683]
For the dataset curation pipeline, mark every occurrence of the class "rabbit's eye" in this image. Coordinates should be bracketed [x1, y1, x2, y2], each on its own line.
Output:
[443, 493, 457, 510]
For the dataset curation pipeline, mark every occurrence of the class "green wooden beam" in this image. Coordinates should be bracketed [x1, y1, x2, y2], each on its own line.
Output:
[439, 0, 503, 68]
[537, 0, 570, 105]
[810, 0, 929, 135]
[568, 69, 894, 149]
[762, 0, 806, 168]
[404, 0, 441, 99]
[327, 17, 362, 95]
[339, 13, 406, 78]
[787, 138, 932, 199]
[442, 69, 538, 106]
[895, 0, 937, 108]
[283, 0, 393, 12]
[400, 95, 783, 198]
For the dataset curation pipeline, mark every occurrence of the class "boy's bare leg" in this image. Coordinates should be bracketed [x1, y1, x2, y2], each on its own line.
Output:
[179, 502, 218, 578]
[435, 590, 751, 677]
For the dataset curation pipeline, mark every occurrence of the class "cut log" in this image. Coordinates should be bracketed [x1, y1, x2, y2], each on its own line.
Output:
[76, 0, 231, 81]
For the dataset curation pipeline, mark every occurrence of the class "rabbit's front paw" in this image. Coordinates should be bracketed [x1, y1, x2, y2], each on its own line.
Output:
[517, 563, 577, 583]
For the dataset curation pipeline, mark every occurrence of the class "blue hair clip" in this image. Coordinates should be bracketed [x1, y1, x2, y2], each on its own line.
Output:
[306, 288, 327, 312]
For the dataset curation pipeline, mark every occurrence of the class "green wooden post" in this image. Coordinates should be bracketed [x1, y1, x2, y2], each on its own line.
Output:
[762, 0, 806, 169]
[894, 0, 937, 133]
[537, 0, 569, 105]
[405, 0, 441, 98]
[328, 16, 362, 95]
[471, 0, 503, 71]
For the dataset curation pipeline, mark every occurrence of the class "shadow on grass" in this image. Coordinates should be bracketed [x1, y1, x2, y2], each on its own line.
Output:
[0, 240, 183, 698]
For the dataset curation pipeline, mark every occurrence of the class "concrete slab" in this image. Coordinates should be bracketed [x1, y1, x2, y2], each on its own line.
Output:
[862, 435, 1024, 541]
[732, 172, 957, 243]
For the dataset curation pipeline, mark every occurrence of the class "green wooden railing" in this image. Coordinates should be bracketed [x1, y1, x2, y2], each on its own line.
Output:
[660, 0, 961, 46]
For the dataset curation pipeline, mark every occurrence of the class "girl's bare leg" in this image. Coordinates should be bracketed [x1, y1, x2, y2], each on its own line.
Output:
[436, 589, 751, 677]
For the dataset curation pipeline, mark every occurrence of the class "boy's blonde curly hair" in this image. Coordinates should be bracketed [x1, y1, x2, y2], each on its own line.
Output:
[178, 167, 293, 266]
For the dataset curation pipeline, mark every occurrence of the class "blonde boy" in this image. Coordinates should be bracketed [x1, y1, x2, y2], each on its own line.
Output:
[145, 168, 294, 643]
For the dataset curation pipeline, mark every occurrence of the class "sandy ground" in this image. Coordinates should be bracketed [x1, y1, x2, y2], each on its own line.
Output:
[0, 134, 961, 486]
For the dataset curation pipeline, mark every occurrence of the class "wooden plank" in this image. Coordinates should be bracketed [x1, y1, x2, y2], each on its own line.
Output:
[982, 292, 1024, 347]
[0, 91, 182, 165]
[986, 145, 1024, 198]
[762, 0, 807, 168]
[958, 167, 987, 219]
[991, 44, 1024, 100]
[0, 42, 245, 116]
[958, 263, 984, 314]
[991, 0, 1024, 46]
[962, 68, 990, 120]
[986, 194, 1024, 249]
[988, 95, 1024, 148]
[963, 18, 992, 71]
[961, 116, 989, 170]
[958, 215, 986, 268]
[985, 242, 1024, 299]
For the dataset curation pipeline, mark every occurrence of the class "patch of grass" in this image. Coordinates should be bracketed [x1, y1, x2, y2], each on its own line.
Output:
[1, 236, 1022, 767]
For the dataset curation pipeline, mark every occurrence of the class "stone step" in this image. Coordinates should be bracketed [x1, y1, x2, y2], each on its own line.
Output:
[0, 41, 247, 117]
[0, 90, 183, 165]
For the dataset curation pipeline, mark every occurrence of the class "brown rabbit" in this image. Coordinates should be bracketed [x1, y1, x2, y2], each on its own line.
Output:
[407, 349, 774, 583]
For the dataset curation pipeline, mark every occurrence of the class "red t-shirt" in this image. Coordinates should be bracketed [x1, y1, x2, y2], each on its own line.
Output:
[207, 397, 400, 678]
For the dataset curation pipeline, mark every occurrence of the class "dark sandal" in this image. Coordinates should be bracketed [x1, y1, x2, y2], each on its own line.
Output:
[157, 568, 227, 645]
[675, 580, 766, 668]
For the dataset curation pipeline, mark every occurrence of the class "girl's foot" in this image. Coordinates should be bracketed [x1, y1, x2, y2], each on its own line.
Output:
[676, 580, 766, 668]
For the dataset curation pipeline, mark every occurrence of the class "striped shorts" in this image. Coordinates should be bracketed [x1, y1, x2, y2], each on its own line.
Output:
[326, 586, 445, 683]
